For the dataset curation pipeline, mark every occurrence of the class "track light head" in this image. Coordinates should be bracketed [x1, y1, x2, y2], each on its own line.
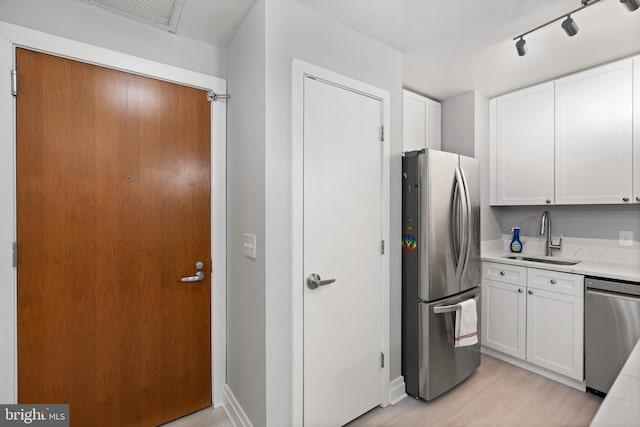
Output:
[561, 15, 579, 36]
[620, 0, 640, 11]
[516, 38, 527, 56]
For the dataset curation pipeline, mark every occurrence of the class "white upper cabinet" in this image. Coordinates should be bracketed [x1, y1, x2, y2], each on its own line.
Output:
[634, 57, 640, 204]
[490, 82, 555, 205]
[555, 59, 633, 204]
[402, 89, 441, 152]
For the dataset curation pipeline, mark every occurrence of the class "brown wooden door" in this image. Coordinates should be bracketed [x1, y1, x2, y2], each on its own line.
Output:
[16, 48, 212, 427]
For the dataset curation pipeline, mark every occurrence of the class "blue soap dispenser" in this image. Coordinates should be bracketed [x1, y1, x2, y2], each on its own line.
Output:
[510, 227, 523, 253]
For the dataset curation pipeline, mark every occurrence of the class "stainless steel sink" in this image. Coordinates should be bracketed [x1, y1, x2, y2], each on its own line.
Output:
[503, 255, 581, 266]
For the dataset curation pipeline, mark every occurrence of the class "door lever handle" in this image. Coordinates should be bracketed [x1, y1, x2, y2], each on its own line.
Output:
[181, 271, 205, 282]
[306, 273, 336, 290]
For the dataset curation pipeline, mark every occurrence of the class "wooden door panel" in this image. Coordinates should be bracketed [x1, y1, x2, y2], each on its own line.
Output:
[17, 48, 211, 427]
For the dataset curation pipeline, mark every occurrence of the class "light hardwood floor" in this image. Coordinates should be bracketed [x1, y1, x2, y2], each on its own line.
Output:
[162, 406, 233, 427]
[163, 355, 602, 427]
[348, 355, 602, 427]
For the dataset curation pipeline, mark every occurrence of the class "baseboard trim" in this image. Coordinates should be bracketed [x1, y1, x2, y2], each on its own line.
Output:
[481, 347, 586, 392]
[223, 384, 254, 427]
[389, 376, 407, 405]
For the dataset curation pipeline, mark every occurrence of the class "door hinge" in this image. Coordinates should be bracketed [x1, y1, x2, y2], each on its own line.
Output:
[12, 241, 17, 268]
[380, 126, 385, 142]
[381, 240, 385, 255]
[210, 259, 213, 274]
[11, 70, 17, 96]
[381, 352, 385, 368]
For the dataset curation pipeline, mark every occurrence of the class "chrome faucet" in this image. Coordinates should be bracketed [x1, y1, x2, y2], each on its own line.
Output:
[540, 211, 562, 256]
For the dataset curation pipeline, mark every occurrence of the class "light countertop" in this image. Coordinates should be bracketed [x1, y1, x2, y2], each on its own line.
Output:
[590, 339, 640, 427]
[482, 252, 640, 283]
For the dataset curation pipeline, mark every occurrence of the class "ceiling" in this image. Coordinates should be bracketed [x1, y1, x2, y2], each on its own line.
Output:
[297, 0, 640, 98]
[89, 0, 640, 99]
[175, 0, 256, 47]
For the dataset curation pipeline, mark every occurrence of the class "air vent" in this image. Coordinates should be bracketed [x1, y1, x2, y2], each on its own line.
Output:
[82, 0, 185, 32]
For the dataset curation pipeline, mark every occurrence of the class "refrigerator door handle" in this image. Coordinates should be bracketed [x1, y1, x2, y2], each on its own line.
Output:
[452, 167, 468, 279]
[451, 176, 460, 272]
[458, 166, 472, 279]
[433, 293, 479, 314]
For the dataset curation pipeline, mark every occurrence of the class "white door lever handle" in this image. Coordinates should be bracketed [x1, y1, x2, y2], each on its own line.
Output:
[181, 271, 204, 282]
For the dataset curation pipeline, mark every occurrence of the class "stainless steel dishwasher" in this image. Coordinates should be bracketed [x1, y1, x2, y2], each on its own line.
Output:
[585, 277, 640, 396]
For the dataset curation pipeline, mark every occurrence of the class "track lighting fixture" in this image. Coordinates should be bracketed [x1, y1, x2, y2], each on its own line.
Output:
[621, 0, 639, 11]
[515, 38, 527, 56]
[561, 15, 579, 36]
[514, 0, 638, 56]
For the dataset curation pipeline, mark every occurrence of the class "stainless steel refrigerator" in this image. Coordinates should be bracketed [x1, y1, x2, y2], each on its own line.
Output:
[402, 149, 481, 401]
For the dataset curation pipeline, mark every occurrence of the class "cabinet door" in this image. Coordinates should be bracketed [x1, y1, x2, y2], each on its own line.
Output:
[481, 279, 526, 359]
[634, 57, 640, 204]
[428, 100, 442, 151]
[490, 82, 555, 205]
[403, 90, 427, 152]
[555, 59, 633, 204]
[526, 288, 583, 381]
[403, 90, 441, 152]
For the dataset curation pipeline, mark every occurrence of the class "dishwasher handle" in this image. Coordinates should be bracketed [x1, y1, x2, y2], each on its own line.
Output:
[586, 288, 640, 303]
[585, 277, 640, 298]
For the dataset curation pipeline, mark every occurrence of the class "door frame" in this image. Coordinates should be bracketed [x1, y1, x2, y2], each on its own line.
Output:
[0, 22, 227, 408]
[291, 59, 391, 425]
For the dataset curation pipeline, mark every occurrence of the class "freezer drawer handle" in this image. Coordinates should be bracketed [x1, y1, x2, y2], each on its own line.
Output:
[433, 294, 479, 314]
[306, 273, 336, 290]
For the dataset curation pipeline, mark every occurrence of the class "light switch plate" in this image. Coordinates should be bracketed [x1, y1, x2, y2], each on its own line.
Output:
[243, 234, 256, 259]
[619, 231, 633, 247]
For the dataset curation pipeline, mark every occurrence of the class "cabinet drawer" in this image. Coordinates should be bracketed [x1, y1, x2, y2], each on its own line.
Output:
[483, 262, 527, 286]
[527, 268, 583, 297]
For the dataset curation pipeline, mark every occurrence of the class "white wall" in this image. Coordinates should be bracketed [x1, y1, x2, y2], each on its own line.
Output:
[262, 0, 403, 424]
[226, 1, 267, 425]
[500, 205, 640, 241]
[475, 92, 502, 242]
[0, 30, 15, 405]
[0, 0, 227, 78]
[442, 91, 502, 242]
[226, 1, 402, 424]
[441, 92, 476, 158]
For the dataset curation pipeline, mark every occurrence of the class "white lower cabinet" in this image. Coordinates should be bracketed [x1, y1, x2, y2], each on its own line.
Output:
[526, 288, 584, 381]
[481, 279, 526, 359]
[482, 262, 584, 382]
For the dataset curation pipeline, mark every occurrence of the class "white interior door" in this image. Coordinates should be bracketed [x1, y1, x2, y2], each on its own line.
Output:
[303, 76, 383, 426]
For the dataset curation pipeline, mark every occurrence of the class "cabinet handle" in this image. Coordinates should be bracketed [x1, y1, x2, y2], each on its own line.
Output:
[546, 199, 551, 204]
[518, 288, 523, 293]
[636, 197, 640, 202]
[528, 290, 533, 295]
[623, 197, 629, 202]
[500, 271, 506, 276]
[550, 279, 557, 284]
